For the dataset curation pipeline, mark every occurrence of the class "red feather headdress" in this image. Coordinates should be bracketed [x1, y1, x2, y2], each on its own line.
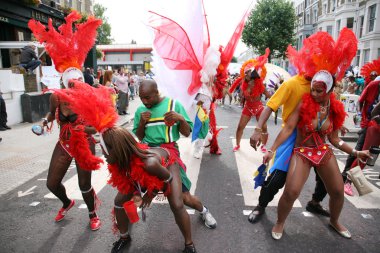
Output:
[361, 57, 380, 84]
[229, 48, 270, 97]
[287, 28, 357, 81]
[28, 11, 102, 73]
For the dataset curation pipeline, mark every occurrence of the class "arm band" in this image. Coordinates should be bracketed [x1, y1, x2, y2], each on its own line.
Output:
[338, 140, 345, 147]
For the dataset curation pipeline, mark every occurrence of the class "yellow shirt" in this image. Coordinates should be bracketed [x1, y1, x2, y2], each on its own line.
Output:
[266, 75, 310, 123]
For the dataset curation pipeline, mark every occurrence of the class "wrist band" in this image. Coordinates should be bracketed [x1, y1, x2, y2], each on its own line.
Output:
[351, 148, 358, 157]
[254, 127, 263, 132]
[267, 149, 274, 154]
[164, 173, 173, 183]
[42, 117, 48, 124]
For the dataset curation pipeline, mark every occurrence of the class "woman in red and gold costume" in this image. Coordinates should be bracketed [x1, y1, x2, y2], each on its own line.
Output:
[53, 80, 199, 253]
[29, 11, 103, 230]
[263, 70, 371, 240]
[230, 49, 271, 152]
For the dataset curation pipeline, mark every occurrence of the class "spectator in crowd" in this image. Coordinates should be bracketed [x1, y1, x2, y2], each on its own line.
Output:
[0, 92, 11, 131]
[20, 43, 41, 74]
[84, 68, 94, 86]
[114, 68, 129, 115]
[346, 76, 357, 94]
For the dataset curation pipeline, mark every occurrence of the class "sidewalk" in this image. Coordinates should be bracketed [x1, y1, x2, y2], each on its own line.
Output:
[0, 97, 141, 196]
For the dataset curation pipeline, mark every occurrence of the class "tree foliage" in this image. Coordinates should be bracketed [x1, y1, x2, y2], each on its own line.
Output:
[231, 56, 238, 63]
[242, 0, 296, 61]
[93, 3, 113, 45]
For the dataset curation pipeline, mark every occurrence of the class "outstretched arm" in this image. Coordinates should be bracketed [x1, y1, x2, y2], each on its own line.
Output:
[262, 104, 300, 163]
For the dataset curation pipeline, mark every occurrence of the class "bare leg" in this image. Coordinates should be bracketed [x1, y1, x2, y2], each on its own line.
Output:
[235, 114, 251, 147]
[114, 192, 133, 236]
[46, 143, 73, 208]
[75, 142, 97, 217]
[167, 164, 193, 245]
[273, 155, 311, 234]
[182, 192, 203, 212]
[316, 155, 347, 232]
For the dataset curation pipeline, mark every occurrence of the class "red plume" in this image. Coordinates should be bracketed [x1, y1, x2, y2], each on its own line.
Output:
[287, 28, 357, 81]
[28, 11, 102, 73]
[361, 57, 380, 84]
[53, 81, 118, 133]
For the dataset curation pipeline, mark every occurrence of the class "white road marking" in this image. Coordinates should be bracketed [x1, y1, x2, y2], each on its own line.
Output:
[336, 160, 380, 209]
[302, 211, 314, 217]
[78, 204, 87, 209]
[216, 126, 229, 128]
[361, 213, 374, 219]
[242, 210, 251, 215]
[29, 201, 40, 206]
[44, 158, 110, 200]
[233, 139, 302, 207]
[18, 186, 37, 197]
[37, 178, 47, 181]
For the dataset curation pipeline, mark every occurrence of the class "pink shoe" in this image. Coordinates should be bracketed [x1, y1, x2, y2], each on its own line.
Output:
[260, 145, 267, 153]
[233, 145, 240, 152]
[344, 182, 354, 196]
[90, 215, 101, 231]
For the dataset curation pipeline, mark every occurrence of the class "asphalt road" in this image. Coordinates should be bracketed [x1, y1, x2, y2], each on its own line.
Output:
[0, 101, 379, 253]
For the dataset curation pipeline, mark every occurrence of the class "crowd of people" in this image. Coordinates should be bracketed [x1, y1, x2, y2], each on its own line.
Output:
[23, 9, 380, 253]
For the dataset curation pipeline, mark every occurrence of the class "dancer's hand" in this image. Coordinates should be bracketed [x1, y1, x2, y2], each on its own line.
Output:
[357, 150, 372, 160]
[250, 129, 262, 151]
[262, 151, 274, 164]
[140, 193, 154, 209]
[340, 125, 349, 136]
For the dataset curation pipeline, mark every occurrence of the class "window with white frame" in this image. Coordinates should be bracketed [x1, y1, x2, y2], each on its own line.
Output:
[336, 19, 341, 36]
[78, 0, 82, 12]
[355, 50, 360, 67]
[327, 25, 333, 35]
[359, 16, 364, 38]
[368, 4, 377, 32]
[363, 49, 370, 64]
[347, 17, 354, 30]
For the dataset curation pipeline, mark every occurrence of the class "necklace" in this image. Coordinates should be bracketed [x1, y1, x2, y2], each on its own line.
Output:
[319, 100, 330, 114]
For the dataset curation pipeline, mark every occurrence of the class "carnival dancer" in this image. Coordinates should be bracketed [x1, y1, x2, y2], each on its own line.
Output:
[230, 49, 272, 153]
[51, 81, 199, 253]
[248, 28, 357, 223]
[133, 80, 217, 228]
[263, 70, 371, 240]
[29, 11, 102, 230]
[361, 57, 380, 87]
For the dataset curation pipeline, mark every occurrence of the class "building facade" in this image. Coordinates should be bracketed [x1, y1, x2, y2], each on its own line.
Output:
[295, 0, 380, 68]
[97, 44, 153, 73]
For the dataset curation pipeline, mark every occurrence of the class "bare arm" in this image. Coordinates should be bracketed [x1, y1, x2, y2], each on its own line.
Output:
[262, 104, 300, 163]
[328, 130, 371, 160]
[42, 93, 58, 126]
[249, 106, 274, 150]
[135, 111, 151, 141]
[263, 89, 272, 99]
[164, 111, 191, 137]
[270, 104, 300, 152]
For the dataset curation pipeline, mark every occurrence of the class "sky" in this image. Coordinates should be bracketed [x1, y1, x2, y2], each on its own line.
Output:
[94, 0, 255, 57]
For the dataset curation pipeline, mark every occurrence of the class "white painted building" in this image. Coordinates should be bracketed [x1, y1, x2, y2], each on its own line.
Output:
[295, 0, 380, 68]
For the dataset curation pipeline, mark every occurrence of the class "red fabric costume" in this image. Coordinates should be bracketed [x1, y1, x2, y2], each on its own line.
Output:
[229, 48, 270, 118]
[294, 93, 346, 166]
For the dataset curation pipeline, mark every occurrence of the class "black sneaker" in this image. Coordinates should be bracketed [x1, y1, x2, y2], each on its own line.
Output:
[306, 201, 330, 217]
[183, 244, 197, 253]
[111, 236, 131, 253]
[248, 205, 265, 223]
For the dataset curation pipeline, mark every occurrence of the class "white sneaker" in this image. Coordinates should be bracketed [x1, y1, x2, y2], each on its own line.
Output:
[200, 207, 217, 229]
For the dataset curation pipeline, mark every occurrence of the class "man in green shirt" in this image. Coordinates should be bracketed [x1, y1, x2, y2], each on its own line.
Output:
[133, 80, 217, 231]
